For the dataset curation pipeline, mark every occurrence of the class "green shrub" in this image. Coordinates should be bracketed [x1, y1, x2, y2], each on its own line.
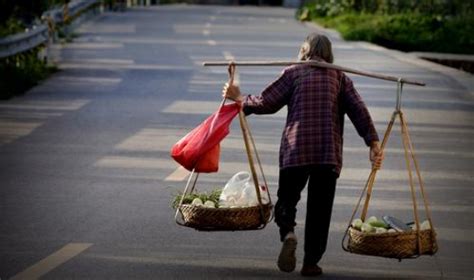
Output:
[300, 0, 473, 17]
[0, 17, 25, 37]
[0, 48, 57, 99]
[304, 12, 474, 54]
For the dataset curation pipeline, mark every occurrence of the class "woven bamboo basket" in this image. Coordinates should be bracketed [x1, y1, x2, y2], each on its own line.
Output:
[347, 227, 438, 259]
[179, 203, 273, 231]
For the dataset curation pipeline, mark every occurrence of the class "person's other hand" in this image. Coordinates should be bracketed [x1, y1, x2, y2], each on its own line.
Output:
[370, 141, 384, 170]
[222, 83, 242, 102]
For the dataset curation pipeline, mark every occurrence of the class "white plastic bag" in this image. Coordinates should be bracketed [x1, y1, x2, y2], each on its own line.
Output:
[219, 171, 269, 207]
[219, 171, 250, 207]
[241, 183, 270, 207]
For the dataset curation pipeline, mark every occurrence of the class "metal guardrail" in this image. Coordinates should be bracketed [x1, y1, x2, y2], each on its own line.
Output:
[0, 0, 100, 60]
[43, 0, 100, 25]
[0, 25, 49, 59]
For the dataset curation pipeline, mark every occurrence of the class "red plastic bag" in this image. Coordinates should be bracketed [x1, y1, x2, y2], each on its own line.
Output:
[171, 102, 241, 173]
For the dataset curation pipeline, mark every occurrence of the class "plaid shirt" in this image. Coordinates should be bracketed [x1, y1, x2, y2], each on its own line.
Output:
[243, 64, 379, 175]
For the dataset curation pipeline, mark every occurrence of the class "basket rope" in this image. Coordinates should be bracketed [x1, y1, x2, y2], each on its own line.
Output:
[342, 79, 437, 259]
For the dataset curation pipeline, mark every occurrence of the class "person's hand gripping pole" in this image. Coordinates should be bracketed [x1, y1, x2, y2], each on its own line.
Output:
[222, 62, 243, 102]
[370, 141, 384, 170]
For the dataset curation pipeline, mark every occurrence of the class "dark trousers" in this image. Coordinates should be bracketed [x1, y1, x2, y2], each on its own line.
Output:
[275, 164, 338, 266]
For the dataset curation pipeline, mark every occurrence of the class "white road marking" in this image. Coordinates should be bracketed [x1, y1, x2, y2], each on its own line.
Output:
[164, 166, 190, 181]
[79, 24, 136, 33]
[55, 43, 124, 49]
[59, 63, 192, 71]
[0, 99, 90, 111]
[55, 76, 122, 84]
[162, 99, 474, 126]
[99, 152, 473, 184]
[0, 121, 43, 146]
[59, 58, 134, 65]
[207, 40, 217, 46]
[0, 111, 63, 119]
[164, 99, 473, 126]
[0, 99, 90, 146]
[94, 156, 174, 170]
[116, 128, 185, 152]
[10, 243, 92, 280]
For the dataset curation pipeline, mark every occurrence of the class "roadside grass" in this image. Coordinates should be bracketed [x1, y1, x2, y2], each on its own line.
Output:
[299, 10, 474, 54]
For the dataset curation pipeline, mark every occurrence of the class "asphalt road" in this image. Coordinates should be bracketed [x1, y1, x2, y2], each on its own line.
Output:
[1, 5, 473, 280]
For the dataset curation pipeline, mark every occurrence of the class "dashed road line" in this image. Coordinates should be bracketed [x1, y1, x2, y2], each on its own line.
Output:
[10, 243, 92, 280]
[165, 166, 190, 181]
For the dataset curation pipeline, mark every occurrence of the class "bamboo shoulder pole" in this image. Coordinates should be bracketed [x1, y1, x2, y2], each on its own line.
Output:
[202, 60, 426, 87]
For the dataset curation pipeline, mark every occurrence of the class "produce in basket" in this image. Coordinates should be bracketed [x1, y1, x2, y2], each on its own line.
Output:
[369, 220, 388, 229]
[204, 200, 216, 208]
[351, 218, 363, 230]
[361, 223, 374, 233]
[367, 216, 378, 224]
[355, 216, 388, 234]
[351, 216, 432, 234]
[192, 198, 203, 206]
[171, 189, 221, 209]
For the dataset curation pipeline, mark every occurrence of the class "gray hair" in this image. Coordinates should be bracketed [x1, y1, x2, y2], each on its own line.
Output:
[298, 33, 334, 63]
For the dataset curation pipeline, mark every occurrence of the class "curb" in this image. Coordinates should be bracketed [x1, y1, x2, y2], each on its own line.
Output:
[303, 21, 474, 100]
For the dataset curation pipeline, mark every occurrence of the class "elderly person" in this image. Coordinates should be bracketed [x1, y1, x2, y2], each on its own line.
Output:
[223, 33, 383, 277]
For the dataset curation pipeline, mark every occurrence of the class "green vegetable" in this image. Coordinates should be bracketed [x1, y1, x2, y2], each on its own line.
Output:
[204, 200, 216, 208]
[351, 219, 363, 230]
[192, 198, 203, 206]
[171, 189, 222, 209]
[369, 220, 389, 229]
[366, 216, 378, 224]
[361, 223, 374, 233]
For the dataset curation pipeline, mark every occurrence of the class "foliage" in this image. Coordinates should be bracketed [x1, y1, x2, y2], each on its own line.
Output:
[0, 17, 25, 37]
[0, 0, 67, 26]
[0, 1, 70, 99]
[298, 0, 474, 54]
[300, 0, 473, 17]
[0, 49, 57, 99]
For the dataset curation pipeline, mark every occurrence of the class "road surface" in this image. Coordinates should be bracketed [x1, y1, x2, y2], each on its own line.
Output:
[1, 5, 473, 280]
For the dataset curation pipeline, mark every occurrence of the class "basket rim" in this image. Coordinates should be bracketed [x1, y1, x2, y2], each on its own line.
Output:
[178, 202, 273, 231]
[179, 203, 273, 212]
[348, 226, 435, 236]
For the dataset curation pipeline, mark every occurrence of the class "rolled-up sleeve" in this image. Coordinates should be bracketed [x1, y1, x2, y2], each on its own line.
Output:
[341, 74, 379, 146]
[243, 68, 293, 115]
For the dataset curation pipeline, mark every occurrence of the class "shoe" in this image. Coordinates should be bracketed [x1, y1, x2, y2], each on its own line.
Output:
[301, 264, 323, 277]
[277, 232, 297, 272]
